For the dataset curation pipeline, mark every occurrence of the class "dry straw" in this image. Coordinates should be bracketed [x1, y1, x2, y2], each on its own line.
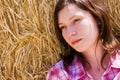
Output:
[0, 0, 119, 80]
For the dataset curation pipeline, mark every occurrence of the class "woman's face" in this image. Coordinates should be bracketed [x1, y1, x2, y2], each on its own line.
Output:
[58, 4, 99, 52]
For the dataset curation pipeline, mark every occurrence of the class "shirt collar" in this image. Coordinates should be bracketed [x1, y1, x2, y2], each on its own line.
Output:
[67, 55, 87, 79]
[104, 50, 120, 75]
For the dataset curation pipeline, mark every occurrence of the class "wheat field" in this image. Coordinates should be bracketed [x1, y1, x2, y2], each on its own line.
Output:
[0, 0, 119, 80]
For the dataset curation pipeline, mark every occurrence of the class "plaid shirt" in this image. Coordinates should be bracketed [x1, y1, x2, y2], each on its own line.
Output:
[46, 50, 120, 80]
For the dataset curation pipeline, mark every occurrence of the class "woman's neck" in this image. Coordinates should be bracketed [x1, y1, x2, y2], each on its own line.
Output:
[82, 41, 106, 70]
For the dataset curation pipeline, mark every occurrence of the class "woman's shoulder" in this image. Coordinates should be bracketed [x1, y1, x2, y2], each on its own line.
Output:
[47, 54, 82, 73]
[46, 59, 68, 80]
[46, 55, 84, 80]
[48, 60, 64, 72]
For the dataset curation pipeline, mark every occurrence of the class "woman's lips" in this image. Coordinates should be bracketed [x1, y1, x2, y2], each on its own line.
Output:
[71, 39, 82, 45]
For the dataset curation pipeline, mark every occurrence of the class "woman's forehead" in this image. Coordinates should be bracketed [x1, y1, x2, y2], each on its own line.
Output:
[58, 4, 88, 21]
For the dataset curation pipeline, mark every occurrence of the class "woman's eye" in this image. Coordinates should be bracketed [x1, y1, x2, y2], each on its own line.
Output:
[73, 18, 81, 24]
[59, 25, 65, 30]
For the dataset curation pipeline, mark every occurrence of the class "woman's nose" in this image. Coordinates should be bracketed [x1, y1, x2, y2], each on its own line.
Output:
[66, 25, 76, 37]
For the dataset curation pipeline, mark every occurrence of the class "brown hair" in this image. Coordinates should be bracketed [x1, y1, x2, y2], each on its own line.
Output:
[54, 0, 120, 68]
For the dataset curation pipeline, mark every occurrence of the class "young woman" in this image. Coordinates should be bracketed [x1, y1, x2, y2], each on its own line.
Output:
[47, 0, 120, 80]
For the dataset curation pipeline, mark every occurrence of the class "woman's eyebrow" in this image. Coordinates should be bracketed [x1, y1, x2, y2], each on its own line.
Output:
[58, 15, 82, 25]
[69, 15, 82, 21]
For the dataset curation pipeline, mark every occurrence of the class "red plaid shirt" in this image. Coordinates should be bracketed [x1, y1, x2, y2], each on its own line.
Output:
[47, 50, 120, 80]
